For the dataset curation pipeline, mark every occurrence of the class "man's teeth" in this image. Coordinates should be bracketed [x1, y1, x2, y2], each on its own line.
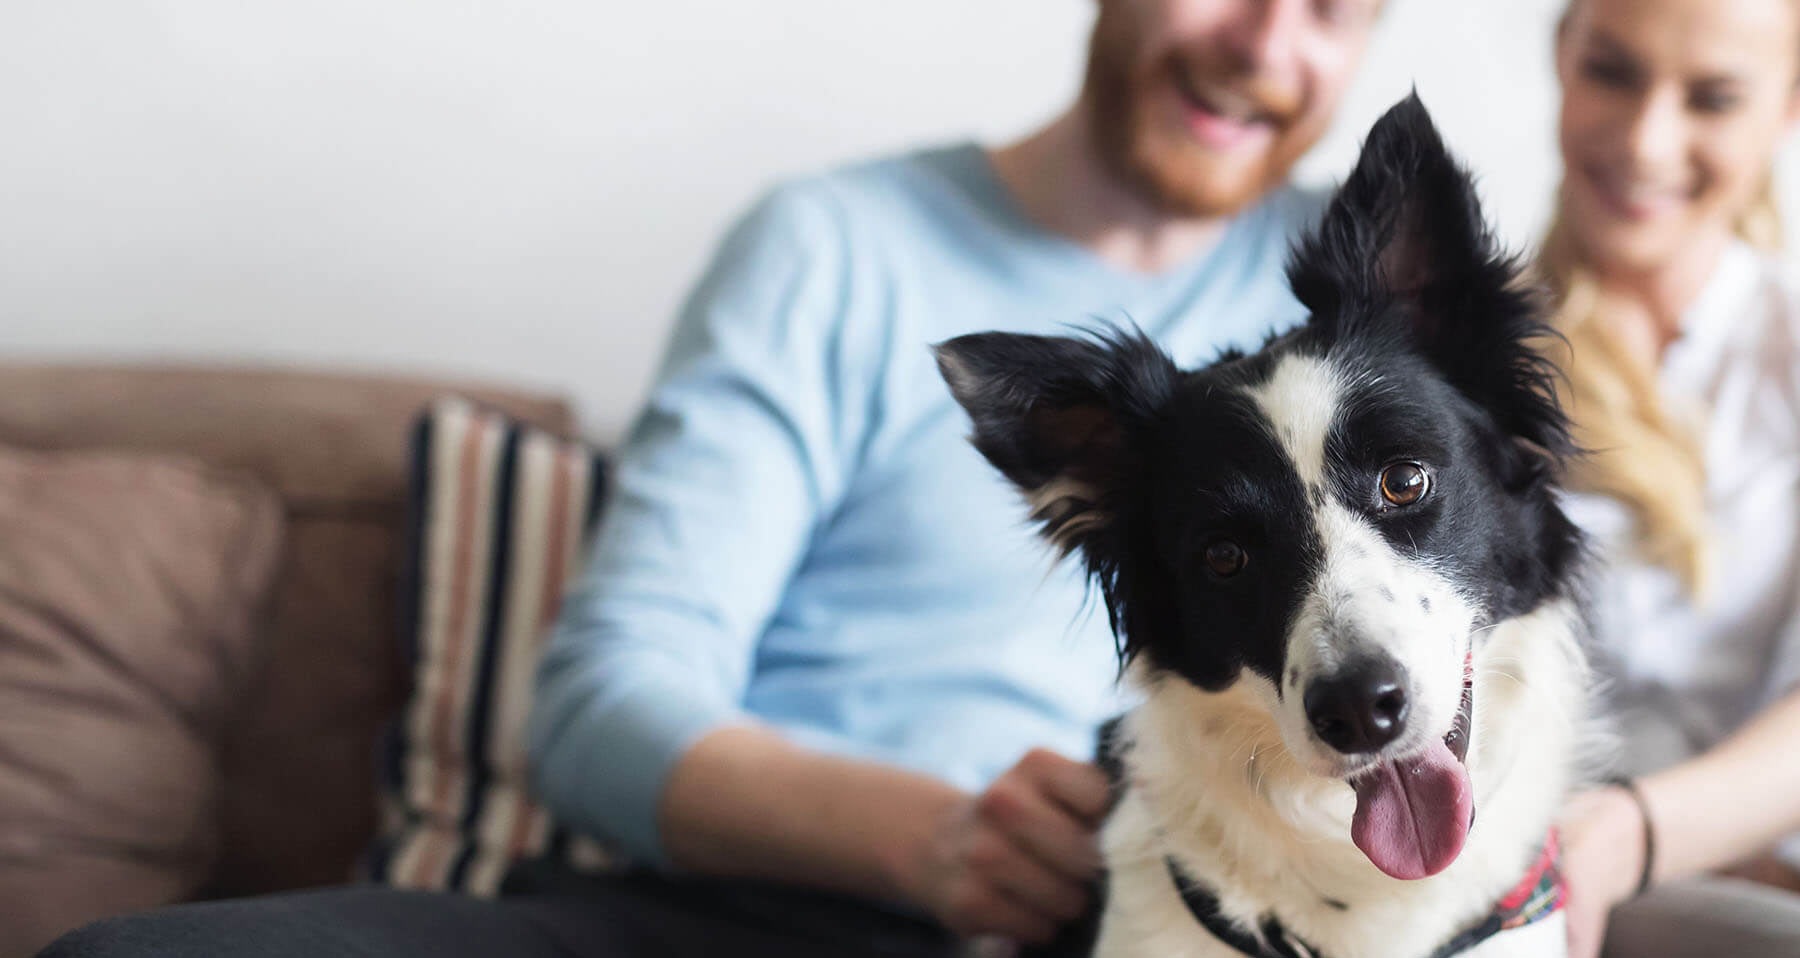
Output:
[1178, 74, 1261, 122]
[1197, 92, 1258, 122]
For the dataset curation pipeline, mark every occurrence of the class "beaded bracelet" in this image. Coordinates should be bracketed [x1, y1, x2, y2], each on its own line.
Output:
[1604, 775, 1657, 897]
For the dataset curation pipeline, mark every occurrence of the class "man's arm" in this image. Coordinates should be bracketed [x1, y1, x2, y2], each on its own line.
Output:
[527, 184, 858, 863]
[524, 182, 1107, 942]
[662, 725, 1108, 944]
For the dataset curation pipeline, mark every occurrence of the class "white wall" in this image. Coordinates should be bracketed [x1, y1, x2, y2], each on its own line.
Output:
[3, 0, 1782, 443]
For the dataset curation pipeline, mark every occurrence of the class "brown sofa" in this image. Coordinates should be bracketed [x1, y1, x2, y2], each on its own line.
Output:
[0, 363, 578, 908]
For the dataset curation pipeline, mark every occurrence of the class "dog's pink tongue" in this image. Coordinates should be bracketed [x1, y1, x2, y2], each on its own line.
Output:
[1351, 740, 1473, 880]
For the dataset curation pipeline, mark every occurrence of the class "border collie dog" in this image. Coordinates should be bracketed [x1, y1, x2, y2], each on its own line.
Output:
[936, 96, 1589, 958]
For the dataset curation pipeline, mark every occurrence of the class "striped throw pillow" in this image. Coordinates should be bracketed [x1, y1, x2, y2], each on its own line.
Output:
[367, 397, 617, 894]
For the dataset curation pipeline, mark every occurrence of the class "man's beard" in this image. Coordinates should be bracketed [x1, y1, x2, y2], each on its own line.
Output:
[1083, 16, 1308, 219]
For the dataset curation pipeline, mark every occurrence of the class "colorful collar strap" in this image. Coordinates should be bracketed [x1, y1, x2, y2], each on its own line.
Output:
[1164, 830, 1565, 958]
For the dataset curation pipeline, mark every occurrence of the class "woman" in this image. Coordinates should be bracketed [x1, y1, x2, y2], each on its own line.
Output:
[1543, 0, 1800, 955]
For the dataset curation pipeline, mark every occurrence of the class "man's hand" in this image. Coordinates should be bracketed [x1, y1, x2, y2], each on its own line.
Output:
[1560, 786, 1646, 958]
[902, 748, 1110, 944]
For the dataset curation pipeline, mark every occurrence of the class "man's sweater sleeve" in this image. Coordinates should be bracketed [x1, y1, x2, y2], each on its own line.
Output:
[527, 183, 863, 865]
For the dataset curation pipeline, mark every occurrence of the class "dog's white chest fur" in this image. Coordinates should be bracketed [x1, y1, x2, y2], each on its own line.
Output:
[1090, 600, 1584, 958]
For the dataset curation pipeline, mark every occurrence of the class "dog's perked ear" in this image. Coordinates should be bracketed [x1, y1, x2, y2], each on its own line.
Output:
[1289, 93, 1571, 460]
[933, 329, 1178, 555]
[1294, 92, 1488, 314]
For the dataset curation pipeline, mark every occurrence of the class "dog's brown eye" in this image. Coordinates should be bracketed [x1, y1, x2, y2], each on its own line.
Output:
[1204, 540, 1248, 578]
[1379, 461, 1430, 507]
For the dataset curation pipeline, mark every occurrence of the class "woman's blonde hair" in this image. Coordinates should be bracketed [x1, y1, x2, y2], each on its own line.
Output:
[1543, 0, 1797, 597]
[1542, 171, 1783, 596]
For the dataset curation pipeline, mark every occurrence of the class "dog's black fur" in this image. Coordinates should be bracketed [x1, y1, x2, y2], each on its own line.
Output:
[940, 94, 1588, 958]
[940, 94, 1581, 698]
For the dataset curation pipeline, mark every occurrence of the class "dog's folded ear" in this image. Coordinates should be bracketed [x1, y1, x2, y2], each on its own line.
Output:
[933, 328, 1177, 554]
[1291, 92, 1572, 461]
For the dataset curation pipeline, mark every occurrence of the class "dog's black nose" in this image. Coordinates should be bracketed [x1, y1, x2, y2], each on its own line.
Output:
[1304, 658, 1410, 754]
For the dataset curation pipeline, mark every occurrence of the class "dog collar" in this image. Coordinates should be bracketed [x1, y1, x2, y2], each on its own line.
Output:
[1164, 830, 1565, 958]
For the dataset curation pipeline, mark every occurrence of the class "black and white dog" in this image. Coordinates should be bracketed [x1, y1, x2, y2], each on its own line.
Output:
[936, 97, 1589, 958]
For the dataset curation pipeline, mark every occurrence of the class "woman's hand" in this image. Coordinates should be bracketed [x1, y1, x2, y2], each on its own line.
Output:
[901, 748, 1110, 944]
[1560, 785, 1647, 958]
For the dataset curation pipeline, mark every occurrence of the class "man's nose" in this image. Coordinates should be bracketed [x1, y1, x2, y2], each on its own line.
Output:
[1218, 0, 1307, 74]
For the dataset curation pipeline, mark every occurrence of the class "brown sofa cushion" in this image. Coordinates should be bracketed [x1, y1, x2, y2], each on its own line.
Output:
[0, 447, 283, 957]
[0, 364, 575, 896]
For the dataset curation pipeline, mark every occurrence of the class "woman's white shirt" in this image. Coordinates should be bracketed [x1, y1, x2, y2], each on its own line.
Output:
[1560, 241, 1800, 859]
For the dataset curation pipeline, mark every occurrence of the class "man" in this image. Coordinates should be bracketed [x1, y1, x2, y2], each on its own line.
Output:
[43, 2, 1382, 956]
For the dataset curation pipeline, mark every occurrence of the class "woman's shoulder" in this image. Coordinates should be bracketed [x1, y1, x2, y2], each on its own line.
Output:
[1705, 244, 1800, 362]
[1724, 247, 1800, 450]
[1752, 251, 1800, 370]
[1743, 244, 1800, 317]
